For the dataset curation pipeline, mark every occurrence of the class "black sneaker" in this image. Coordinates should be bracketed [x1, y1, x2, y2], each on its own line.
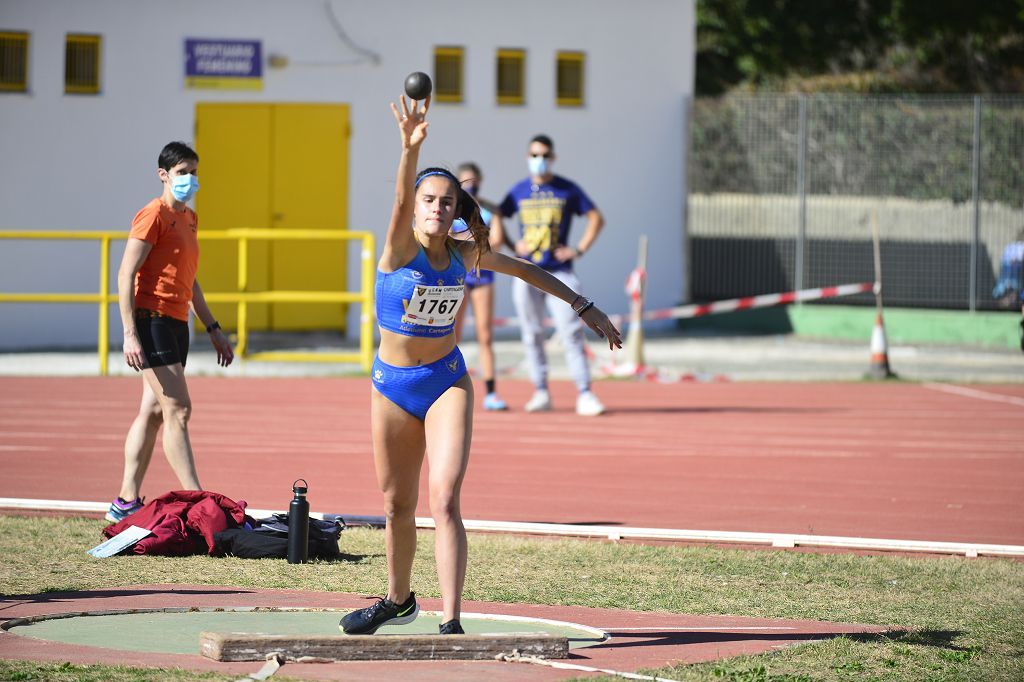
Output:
[439, 619, 464, 635]
[339, 593, 418, 635]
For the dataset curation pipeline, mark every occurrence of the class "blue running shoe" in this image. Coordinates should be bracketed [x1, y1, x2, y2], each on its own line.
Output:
[340, 593, 419, 635]
[482, 393, 508, 411]
[105, 497, 144, 523]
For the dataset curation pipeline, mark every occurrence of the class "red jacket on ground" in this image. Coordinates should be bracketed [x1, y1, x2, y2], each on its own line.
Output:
[102, 490, 249, 556]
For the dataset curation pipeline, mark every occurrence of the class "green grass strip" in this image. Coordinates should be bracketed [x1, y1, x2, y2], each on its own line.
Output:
[1, 516, 1022, 681]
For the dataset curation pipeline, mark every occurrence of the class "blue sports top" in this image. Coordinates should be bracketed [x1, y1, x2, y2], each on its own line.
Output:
[375, 244, 467, 337]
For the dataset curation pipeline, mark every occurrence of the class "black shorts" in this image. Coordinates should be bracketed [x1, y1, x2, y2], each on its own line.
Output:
[135, 309, 190, 368]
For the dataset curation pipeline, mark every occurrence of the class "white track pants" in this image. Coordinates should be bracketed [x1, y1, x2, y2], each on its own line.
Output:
[511, 269, 591, 393]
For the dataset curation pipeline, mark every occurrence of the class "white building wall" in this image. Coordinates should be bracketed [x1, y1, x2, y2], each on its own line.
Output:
[0, 0, 695, 350]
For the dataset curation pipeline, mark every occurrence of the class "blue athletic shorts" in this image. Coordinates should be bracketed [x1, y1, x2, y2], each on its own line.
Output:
[371, 347, 467, 420]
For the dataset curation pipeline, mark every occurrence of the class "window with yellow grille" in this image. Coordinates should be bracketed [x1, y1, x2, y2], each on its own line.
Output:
[496, 49, 525, 105]
[0, 31, 29, 92]
[65, 34, 101, 94]
[433, 46, 463, 103]
[556, 51, 585, 107]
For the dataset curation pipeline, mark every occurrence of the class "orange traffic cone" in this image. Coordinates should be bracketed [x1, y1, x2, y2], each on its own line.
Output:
[866, 313, 896, 379]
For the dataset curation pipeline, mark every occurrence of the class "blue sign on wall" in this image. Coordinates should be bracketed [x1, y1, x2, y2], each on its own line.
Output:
[185, 39, 262, 90]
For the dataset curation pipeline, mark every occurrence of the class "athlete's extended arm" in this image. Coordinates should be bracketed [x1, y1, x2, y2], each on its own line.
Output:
[381, 95, 431, 271]
[476, 249, 621, 349]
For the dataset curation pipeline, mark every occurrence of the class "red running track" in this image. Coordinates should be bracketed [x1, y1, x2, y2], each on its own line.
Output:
[1, 377, 1022, 545]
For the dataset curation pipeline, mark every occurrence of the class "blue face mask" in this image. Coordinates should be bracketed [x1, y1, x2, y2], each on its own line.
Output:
[170, 173, 199, 202]
[528, 156, 551, 177]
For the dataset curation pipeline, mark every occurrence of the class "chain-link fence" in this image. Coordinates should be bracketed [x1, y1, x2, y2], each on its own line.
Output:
[687, 94, 1024, 311]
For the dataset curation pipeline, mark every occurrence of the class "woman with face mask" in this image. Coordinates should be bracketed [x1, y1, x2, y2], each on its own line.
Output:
[339, 96, 621, 636]
[108, 141, 234, 525]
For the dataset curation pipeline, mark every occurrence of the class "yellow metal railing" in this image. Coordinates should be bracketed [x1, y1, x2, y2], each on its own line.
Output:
[0, 228, 376, 376]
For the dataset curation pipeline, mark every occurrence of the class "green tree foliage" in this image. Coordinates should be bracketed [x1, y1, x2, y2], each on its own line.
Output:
[697, 0, 1024, 94]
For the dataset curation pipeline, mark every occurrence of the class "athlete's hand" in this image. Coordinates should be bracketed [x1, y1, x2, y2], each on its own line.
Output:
[209, 329, 235, 367]
[581, 306, 622, 351]
[123, 330, 144, 372]
[391, 95, 430, 150]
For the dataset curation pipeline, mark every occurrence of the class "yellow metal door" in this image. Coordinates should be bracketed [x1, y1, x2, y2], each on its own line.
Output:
[269, 104, 350, 330]
[194, 103, 272, 329]
[194, 102, 350, 333]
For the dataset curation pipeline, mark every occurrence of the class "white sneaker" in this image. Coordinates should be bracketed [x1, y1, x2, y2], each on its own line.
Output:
[575, 390, 605, 416]
[524, 389, 552, 413]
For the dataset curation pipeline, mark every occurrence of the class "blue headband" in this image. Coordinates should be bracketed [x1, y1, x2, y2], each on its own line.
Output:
[415, 170, 456, 188]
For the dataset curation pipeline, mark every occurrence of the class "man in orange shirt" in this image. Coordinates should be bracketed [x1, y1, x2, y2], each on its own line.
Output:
[108, 141, 234, 523]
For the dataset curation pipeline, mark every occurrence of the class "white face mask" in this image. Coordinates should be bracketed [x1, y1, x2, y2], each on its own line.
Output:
[528, 156, 551, 177]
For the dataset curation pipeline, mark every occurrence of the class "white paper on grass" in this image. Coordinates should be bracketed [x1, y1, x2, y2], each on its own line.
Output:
[87, 525, 152, 558]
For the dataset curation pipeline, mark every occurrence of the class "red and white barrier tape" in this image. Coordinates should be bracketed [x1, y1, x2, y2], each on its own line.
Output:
[597, 361, 731, 384]
[643, 282, 873, 322]
[480, 282, 873, 329]
[470, 281, 874, 384]
[625, 266, 646, 303]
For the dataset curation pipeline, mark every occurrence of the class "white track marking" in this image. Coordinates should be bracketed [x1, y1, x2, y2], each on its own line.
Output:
[2, 498, 1021, 557]
[923, 383, 1024, 407]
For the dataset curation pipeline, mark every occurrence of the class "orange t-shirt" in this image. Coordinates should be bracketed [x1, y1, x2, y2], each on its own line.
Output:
[129, 198, 200, 321]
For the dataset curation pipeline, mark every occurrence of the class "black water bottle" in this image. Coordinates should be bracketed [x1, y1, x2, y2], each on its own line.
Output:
[287, 479, 310, 564]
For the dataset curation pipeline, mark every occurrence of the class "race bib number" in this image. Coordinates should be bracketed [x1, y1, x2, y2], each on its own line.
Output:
[403, 284, 465, 327]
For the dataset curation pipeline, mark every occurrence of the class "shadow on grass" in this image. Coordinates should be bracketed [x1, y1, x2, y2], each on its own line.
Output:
[0, 586, 257, 613]
[590, 630, 873, 651]
[272, 548, 368, 561]
[846, 629, 972, 651]
[587, 628, 973, 655]
[315, 552, 368, 563]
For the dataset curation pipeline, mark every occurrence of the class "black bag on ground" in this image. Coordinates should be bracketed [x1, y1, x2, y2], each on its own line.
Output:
[213, 514, 344, 560]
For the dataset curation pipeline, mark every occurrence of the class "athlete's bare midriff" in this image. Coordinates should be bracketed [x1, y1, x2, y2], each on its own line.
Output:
[377, 328, 457, 367]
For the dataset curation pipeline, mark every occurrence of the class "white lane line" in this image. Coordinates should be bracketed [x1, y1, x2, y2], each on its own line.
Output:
[2, 497, 1023, 557]
[923, 383, 1024, 408]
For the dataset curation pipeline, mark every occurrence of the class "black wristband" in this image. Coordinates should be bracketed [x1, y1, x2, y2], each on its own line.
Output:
[206, 321, 221, 333]
[576, 300, 595, 317]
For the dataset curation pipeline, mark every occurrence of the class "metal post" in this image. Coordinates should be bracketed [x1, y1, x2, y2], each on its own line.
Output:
[237, 236, 249, 356]
[795, 94, 808, 294]
[969, 95, 982, 312]
[681, 94, 692, 305]
[98, 235, 111, 376]
[871, 209, 884, 314]
[626, 235, 648, 371]
[360, 233, 376, 373]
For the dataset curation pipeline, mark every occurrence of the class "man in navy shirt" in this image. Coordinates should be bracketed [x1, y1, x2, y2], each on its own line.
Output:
[497, 134, 607, 416]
